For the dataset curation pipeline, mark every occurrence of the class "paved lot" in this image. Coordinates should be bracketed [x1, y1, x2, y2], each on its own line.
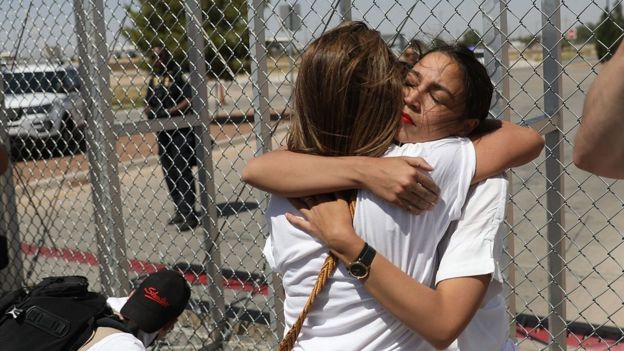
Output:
[2, 58, 623, 350]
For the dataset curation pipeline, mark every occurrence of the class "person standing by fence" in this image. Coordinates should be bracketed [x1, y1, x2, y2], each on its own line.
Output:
[144, 45, 199, 231]
[574, 42, 624, 178]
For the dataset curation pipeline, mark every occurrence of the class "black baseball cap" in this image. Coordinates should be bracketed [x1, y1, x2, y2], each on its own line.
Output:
[121, 270, 191, 333]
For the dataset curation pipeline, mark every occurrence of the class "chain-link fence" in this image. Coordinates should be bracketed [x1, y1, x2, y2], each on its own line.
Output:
[0, 0, 622, 350]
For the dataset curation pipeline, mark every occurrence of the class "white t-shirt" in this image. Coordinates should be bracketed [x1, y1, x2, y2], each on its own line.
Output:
[437, 175, 514, 351]
[84, 333, 145, 351]
[84, 297, 145, 351]
[264, 138, 476, 351]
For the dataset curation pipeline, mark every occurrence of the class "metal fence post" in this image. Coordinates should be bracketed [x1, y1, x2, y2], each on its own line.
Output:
[482, 0, 510, 121]
[184, 0, 226, 337]
[482, 0, 514, 336]
[73, 0, 129, 296]
[248, 0, 283, 342]
[0, 72, 23, 293]
[541, 0, 566, 349]
[249, 0, 273, 156]
[340, 0, 352, 21]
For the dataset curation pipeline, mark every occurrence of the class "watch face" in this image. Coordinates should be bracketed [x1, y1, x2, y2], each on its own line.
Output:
[349, 262, 369, 279]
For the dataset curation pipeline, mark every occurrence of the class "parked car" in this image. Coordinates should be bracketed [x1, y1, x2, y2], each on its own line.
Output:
[2, 64, 85, 158]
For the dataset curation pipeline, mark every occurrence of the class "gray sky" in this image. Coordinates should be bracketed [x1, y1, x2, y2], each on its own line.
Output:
[0, 0, 612, 60]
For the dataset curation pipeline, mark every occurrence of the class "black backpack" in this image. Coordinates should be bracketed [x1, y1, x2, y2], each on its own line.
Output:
[0, 275, 129, 351]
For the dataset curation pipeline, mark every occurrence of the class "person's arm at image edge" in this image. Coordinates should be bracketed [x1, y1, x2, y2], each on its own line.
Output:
[573, 43, 624, 179]
[286, 197, 489, 349]
[471, 120, 544, 184]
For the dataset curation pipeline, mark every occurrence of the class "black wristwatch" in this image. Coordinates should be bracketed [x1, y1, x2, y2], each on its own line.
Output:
[347, 242, 376, 280]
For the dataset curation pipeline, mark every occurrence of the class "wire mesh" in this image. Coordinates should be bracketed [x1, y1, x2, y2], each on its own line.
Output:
[0, 0, 623, 350]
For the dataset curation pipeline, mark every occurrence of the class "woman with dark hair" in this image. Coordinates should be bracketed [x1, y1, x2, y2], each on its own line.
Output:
[243, 27, 542, 350]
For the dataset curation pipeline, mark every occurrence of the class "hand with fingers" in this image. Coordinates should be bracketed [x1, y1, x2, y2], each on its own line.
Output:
[287, 195, 363, 262]
[361, 156, 439, 214]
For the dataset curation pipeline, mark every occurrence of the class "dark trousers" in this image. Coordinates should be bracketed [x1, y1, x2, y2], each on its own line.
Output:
[158, 127, 197, 218]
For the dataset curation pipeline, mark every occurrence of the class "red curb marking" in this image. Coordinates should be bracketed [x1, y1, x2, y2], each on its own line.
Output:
[20, 243, 268, 296]
[21, 243, 98, 266]
[20, 244, 624, 341]
[516, 325, 624, 350]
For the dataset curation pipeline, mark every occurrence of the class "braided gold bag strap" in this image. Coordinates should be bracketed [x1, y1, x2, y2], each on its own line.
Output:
[278, 197, 356, 351]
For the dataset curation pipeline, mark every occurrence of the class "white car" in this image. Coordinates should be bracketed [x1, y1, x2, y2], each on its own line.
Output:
[2, 64, 85, 155]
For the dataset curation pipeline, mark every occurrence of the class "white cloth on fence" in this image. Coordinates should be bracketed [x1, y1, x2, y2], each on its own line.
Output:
[438, 175, 511, 351]
[264, 137, 475, 351]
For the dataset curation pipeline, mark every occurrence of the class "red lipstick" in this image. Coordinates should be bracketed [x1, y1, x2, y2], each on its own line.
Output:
[401, 113, 413, 125]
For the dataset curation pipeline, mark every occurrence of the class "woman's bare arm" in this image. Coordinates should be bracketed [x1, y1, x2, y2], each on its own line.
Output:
[242, 151, 440, 213]
[242, 121, 543, 209]
[471, 120, 544, 184]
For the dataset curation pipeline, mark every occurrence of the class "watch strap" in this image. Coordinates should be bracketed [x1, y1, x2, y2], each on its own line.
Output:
[355, 242, 376, 267]
[347, 242, 376, 281]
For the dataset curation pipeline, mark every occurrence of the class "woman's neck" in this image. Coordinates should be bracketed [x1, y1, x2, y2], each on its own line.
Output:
[396, 127, 456, 144]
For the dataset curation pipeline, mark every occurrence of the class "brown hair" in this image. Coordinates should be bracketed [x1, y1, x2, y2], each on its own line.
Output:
[287, 21, 404, 158]
[279, 22, 404, 351]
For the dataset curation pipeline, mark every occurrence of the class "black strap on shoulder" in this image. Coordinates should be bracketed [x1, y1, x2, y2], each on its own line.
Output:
[95, 316, 132, 334]
[23, 306, 71, 337]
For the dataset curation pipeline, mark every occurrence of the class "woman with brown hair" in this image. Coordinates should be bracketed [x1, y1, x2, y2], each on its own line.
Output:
[243, 22, 542, 350]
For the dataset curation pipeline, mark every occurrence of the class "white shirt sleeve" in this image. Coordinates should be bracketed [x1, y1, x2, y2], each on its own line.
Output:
[422, 138, 476, 220]
[263, 195, 326, 274]
[435, 174, 509, 286]
[263, 235, 277, 270]
[396, 137, 476, 222]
